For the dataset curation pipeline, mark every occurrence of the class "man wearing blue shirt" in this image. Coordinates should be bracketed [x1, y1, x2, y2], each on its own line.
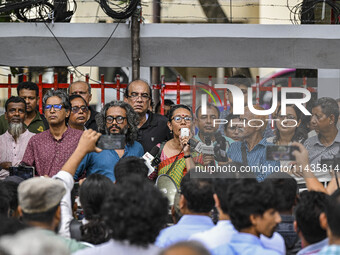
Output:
[227, 106, 280, 181]
[295, 191, 328, 255]
[155, 174, 215, 248]
[212, 179, 282, 255]
[74, 101, 144, 182]
[319, 189, 340, 254]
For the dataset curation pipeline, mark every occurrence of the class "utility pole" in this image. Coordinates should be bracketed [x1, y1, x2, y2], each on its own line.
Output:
[152, 0, 161, 85]
[131, 2, 141, 80]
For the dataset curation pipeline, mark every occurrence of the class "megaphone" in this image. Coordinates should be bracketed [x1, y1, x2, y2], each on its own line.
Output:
[155, 174, 179, 207]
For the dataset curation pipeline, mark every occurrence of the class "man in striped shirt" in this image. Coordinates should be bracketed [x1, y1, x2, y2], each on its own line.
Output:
[227, 106, 280, 181]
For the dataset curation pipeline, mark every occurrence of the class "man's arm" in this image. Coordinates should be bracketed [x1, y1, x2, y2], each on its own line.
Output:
[56, 129, 102, 238]
[61, 129, 102, 176]
[291, 142, 327, 193]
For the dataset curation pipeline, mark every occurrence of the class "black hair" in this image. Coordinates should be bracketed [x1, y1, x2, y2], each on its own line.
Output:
[95, 101, 139, 145]
[124, 79, 153, 101]
[2, 182, 19, 217]
[5, 96, 26, 112]
[17, 81, 39, 97]
[43, 89, 71, 111]
[325, 189, 340, 237]
[79, 174, 113, 244]
[168, 104, 194, 122]
[263, 172, 297, 212]
[0, 216, 27, 237]
[212, 176, 236, 214]
[69, 94, 87, 106]
[313, 97, 340, 125]
[114, 156, 149, 183]
[195, 103, 220, 119]
[224, 113, 241, 131]
[22, 204, 60, 224]
[295, 191, 328, 244]
[228, 179, 278, 231]
[0, 183, 10, 217]
[101, 174, 168, 247]
[180, 174, 214, 213]
[155, 99, 175, 114]
[273, 104, 308, 143]
[227, 74, 251, 87]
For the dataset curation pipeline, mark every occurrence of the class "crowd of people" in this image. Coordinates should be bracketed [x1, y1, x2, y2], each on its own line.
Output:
[0, 76, 340, 255]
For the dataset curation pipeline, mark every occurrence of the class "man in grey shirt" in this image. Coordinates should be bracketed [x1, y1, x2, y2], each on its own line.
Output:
[304, 97, 340, 183]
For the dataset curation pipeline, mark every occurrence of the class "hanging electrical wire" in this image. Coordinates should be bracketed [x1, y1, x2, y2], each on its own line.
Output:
[0, 0, 77, 22]
[99, 0, 139, 19]
[288, 0, 340, 24]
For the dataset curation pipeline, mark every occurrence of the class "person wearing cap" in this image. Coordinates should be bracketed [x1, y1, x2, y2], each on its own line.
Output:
[17, 129, 102, 253]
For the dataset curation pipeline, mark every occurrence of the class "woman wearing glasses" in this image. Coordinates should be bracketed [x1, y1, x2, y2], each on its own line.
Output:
[267, 105, 308, 181]
[155, 104, 196, 188]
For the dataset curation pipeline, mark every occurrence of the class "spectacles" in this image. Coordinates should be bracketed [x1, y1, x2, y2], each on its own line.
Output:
[172, 115, 193, 123]
[71, 106, 88, 113]
[71, 91, 88, 95]
[105, 115, 126, 124]
[44, 104, 63, 111]
[127, 93, 150, 101]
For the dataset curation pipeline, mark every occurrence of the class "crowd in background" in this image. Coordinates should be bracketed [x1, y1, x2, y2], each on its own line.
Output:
[0, 76, 340, 255]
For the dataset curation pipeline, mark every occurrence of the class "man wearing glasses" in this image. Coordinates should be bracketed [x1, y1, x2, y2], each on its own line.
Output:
[68, 81, 98, 131]
[68, 95, 89, 131]
[124, 79, 171, 152]
[194, 103, 234, 166]
[73, 101, 144, 182]
[304, 97, 340, 184]
[21, 90, 83, 177]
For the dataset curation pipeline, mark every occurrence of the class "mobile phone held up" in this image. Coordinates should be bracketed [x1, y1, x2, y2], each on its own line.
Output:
[266, 145, 299, 161]
[9, 166, 35, 180]
[96, 134, 126, 150]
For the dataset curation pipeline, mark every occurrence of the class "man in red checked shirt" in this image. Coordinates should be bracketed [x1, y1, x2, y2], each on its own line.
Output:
[21, 89, 83, 177]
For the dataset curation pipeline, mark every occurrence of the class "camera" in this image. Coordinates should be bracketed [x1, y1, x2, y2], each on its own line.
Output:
[266, 145, 299, 161]
[320, 151, 340, 170]
[96, 134, 125, 150]
[9, 166, 35, 180]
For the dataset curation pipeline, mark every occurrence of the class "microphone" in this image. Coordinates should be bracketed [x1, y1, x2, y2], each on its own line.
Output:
[214, 132, 228, 162]
[143, 146, 161, 176]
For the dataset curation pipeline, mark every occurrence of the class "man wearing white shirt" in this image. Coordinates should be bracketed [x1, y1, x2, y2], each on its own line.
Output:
[0, 97, 35, 179]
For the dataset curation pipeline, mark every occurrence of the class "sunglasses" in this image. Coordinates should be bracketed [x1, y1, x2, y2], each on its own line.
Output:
[71, 106, 89, 113]
[44, 104, 63, 111]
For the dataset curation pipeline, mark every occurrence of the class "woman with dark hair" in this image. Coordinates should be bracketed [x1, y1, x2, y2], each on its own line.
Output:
[267, 104, 307, 146]
[78, 174, 113, 245]
[154, 104, 196, 188]
[267, 105, 308, 181]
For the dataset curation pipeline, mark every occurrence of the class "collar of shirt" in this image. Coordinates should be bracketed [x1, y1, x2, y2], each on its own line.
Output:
[231, 232, 263, 246]
[297, 238, 328, 255]
[177, 215, 214, 227]
[243, 137, 268, 151]
[140, 111, 157, 129]
[313, 130, 340, 147]
[47, 127, 71, 141]
[4, 129, 31, 142]
[215, 220, 236, 232]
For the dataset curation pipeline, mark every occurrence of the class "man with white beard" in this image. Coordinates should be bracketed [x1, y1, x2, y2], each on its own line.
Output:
[0, 97, 35, 179]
